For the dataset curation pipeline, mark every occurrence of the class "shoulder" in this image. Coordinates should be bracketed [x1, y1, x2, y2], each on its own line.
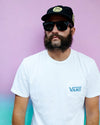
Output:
[17, 50, 47, 75]
[18, 50, 47, 72]
[22, 50, 47, 65]
[71, 49, 98, 73]
[72, 49, 95, 65]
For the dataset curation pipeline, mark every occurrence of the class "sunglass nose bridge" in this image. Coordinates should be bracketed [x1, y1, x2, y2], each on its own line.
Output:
[52, 23, 59, 32]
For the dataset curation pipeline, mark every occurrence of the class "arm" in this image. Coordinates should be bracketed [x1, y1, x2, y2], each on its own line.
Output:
[85, 96, 99, 125]
[12, 95, 29, 125]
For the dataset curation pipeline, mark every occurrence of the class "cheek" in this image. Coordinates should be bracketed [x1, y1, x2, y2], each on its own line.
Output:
[45, 31, 50, 37]
[46, 31, 53, 38]
[63, 28, 71, 37]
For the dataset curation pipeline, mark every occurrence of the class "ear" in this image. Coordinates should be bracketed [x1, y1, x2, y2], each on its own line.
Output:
[71, 27, 75, 36]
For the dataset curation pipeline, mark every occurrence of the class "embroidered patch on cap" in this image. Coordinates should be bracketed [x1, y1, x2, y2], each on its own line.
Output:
[53, 7, 62, 12]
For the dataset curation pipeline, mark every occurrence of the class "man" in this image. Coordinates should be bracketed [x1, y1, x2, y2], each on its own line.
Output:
[11, 5, 100, 125]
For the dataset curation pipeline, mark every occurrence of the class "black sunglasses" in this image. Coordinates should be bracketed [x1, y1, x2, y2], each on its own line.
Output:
[43, 21, 73, 31]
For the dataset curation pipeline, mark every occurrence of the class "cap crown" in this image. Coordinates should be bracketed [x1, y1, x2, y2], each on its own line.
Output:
[41, 5, 74, 26]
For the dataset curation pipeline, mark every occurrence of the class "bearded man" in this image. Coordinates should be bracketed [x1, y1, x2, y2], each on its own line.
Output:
[11, 5, 100, 125]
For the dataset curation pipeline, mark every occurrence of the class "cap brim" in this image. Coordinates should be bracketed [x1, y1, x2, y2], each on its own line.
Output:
[41, 13, 74, 26]
[41, 13, 69, 21]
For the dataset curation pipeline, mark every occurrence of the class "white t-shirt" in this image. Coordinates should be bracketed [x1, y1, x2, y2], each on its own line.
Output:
[11, 49, 100, 125]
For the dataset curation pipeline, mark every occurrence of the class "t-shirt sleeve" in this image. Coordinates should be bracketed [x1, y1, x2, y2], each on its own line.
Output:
[11, 59, 30, 97]
[86, 60, 100, 98]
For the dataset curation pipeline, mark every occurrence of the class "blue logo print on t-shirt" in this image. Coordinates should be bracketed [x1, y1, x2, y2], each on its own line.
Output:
[69, 86, 81, 92]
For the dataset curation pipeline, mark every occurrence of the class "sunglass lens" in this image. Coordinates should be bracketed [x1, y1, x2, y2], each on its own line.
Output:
[43, 22, 54, 31]
[57, 22, 68, 31]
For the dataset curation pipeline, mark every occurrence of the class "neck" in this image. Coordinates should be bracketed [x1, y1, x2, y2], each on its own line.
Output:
[47, 48, 71, 61]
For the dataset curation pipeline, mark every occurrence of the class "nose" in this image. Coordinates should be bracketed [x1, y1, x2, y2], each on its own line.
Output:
[52, 24, 58, 33]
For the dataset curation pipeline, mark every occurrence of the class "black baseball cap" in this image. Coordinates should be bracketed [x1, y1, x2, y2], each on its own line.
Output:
[41, 5, 74, 27]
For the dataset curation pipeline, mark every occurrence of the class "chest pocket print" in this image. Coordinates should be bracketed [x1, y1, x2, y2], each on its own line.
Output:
[65, 81, 86, 111]
[66, 81, 86, 98]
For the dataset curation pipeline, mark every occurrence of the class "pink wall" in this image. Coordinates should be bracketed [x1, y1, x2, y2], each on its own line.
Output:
[0, 0, 100, 94]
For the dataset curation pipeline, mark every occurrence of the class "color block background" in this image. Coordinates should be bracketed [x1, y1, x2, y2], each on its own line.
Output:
[0, 0, 100, 124]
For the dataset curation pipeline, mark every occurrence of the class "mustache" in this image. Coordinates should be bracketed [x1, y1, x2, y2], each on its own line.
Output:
[49, 33, 63, 40]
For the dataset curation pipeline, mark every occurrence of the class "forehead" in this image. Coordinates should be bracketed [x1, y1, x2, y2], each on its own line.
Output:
[47, 15, 68, 22]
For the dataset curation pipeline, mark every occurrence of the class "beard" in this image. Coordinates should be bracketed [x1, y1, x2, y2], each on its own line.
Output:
[44, 30, 73, 52]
